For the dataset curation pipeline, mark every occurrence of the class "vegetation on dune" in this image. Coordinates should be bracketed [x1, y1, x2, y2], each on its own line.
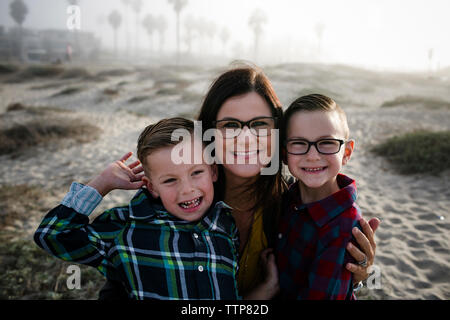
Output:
[381, 95, 450, 109]
[371, 130, 450, 175]
[0, 118, 100, 156]
[51, 86, 85, 97]
[0, 239, 104, 299]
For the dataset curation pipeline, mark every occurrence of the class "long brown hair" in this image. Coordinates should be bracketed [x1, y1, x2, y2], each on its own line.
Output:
[196, 65, 287, 243]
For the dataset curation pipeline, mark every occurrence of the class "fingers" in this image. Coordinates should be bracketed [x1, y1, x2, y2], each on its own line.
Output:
[120, 152, 133, 162]
[368, 217, 381, 233]
[359, 218, 377, 253]
[352, 226, 374, 263]
[128, 160, 142, 170]
[346, 242, 366, 263]
[346, 263, 368, 282]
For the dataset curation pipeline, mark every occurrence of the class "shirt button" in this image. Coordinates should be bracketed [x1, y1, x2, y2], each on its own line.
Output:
[198, 266, 204, 272]
[193, 233, 199, 239]
[278, 233, 282, 239]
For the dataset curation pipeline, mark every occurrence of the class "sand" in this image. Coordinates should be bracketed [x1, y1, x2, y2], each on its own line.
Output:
[0, 62, 449, 299]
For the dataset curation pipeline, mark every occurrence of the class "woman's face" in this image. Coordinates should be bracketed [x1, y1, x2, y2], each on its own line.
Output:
[215, 91, 275, 179]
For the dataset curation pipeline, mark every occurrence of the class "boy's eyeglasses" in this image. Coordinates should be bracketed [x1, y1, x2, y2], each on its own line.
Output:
[213, 117, 277, 139]
[285, 138, 345, 155]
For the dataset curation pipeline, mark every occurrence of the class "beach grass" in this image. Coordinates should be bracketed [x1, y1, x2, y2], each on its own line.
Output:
[371, 130, 450, 175]
[381, 95, 450, 109]
[0, 239, 104, 299]
[0, 118, 100, 156]
[51, 87, 85, 97]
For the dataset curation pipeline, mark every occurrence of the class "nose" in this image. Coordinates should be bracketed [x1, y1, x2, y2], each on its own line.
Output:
[305, 144, 321, 160]
[180, 178, 195, 195]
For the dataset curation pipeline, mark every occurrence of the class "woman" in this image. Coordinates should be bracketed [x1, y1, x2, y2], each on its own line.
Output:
[99, 64, 379, 299]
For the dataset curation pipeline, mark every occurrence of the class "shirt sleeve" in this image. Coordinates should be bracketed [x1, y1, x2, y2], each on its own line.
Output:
[305, 213, 361, 300]
[33, 183, 128, 281]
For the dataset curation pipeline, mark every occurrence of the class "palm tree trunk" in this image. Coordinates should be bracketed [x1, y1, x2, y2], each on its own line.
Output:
[176, 11, 180, 64]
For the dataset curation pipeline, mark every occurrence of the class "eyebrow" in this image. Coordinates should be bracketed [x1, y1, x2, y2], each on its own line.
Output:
[287, 135, 338, 140]
[217, 116, 272, 121]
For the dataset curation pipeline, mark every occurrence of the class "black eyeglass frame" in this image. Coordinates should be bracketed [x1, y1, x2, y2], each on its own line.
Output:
[285, 138, 346, 155]
[212, 116, 278, 138]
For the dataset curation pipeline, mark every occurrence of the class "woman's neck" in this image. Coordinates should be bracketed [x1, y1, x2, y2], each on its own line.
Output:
[298, 176, 340, 204]
[223, 170, 258, 211]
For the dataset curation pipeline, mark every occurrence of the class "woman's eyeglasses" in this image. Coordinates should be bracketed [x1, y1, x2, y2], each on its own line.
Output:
[213, 117, 277, 139]
[285, 138, 345, 155]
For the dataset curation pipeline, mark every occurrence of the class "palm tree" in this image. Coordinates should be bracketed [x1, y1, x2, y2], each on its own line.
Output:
[220, 27, 230, 56]
[248, 9, 267, 62]
[130, 0, 143, 56]
[428, 48, 434, 74]
[155, 15, 168, 54]
[168, 0, 188, 64]
[205, 20, 217, 55]
[121, 0, 132, 57]
[9, 0, 28, 61]
[108, 10, 122, 56]
[142, 14, 156, 54]
[183, 14, 196, 54]
[315, 23, 325, 58]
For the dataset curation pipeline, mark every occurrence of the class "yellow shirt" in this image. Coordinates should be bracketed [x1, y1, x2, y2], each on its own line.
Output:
[237, 208, 268, 296]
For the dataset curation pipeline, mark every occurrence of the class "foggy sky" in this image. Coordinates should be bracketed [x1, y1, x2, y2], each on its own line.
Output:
[1, 0, 449, 71]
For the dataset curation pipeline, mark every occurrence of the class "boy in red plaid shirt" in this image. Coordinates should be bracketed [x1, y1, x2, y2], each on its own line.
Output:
[275, 94, 362, 299]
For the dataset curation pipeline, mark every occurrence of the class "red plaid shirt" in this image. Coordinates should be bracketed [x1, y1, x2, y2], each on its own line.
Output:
[275, 174, 362, 300]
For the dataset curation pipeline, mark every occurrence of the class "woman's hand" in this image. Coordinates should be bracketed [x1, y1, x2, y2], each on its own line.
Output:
[87, 152, 145, 197]
[346, 217, 380, 284]
[245, 248, 280, 300]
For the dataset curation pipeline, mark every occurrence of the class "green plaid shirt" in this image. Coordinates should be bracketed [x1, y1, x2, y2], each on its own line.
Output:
[34, 183, 240, 300]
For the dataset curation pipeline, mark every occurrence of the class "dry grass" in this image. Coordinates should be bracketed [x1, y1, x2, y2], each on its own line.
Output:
[381, 95, 450, 109]
[51, 87, 85, 97]
[0, 118, 100, 156]
[371, 130, 450, 175]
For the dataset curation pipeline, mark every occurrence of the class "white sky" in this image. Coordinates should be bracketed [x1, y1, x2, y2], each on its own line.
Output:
[0, 0, 449, 71]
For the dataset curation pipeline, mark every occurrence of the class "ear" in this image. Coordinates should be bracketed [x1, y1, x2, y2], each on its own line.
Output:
[210, 164, 218, 183]
[342, 139, 355, 166]
[142, 176, 159, 199]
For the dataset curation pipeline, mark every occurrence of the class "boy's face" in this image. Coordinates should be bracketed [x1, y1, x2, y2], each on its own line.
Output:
[285, 110, 354, 189]
[142, 141, 217, 222]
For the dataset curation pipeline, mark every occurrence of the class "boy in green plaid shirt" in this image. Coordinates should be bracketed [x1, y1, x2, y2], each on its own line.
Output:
[34, 117, 277, 300]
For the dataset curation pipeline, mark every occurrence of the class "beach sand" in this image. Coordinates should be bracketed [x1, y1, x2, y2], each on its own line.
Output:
[0, 62, 449, 299]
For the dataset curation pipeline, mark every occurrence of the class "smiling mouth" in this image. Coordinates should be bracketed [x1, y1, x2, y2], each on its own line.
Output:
[233, 150, 259, 157]
[302, 166, 327, 173]
[179, 197, 202, 210]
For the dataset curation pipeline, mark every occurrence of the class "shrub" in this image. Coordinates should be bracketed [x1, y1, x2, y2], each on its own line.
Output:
[381, 95, 450, 109]
[371, 130, 450, 175]
[0, 118, 100, 156]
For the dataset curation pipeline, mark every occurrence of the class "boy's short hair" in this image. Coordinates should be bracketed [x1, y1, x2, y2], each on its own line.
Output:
[282, 94, 350, 141]
[137, 117, 194, 170]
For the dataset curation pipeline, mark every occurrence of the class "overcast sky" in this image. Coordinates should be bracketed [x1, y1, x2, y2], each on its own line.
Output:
[1, 0, 449, 71]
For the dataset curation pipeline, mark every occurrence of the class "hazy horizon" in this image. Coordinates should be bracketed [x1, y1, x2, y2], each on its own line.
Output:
[1, 0, 449, 72]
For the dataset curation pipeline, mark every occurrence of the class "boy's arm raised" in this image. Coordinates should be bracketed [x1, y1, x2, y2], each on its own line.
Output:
[33, 158, 137, 279]
[87, 152, 145, 197]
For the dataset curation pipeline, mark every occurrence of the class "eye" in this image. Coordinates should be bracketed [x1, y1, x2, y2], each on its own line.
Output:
[162, 178, 176, 184]
[290, 140, 308, 146]
[192, 170, 204, 176]
[221, 121, 240, 129]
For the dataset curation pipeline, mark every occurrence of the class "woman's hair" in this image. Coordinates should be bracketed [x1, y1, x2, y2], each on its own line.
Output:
[196, 64, 287, 240]
[137, 117, 194, 170]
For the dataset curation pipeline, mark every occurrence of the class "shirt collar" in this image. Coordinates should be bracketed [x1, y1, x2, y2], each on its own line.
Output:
[288, 173, 357, 228]
[128, 188, 232, 231]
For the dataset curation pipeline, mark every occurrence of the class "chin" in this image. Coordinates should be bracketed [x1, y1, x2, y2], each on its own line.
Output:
[224, 163, 264, 179]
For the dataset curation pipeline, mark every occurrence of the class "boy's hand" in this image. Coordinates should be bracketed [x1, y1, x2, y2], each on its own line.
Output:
[87, 152, 145, 197]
